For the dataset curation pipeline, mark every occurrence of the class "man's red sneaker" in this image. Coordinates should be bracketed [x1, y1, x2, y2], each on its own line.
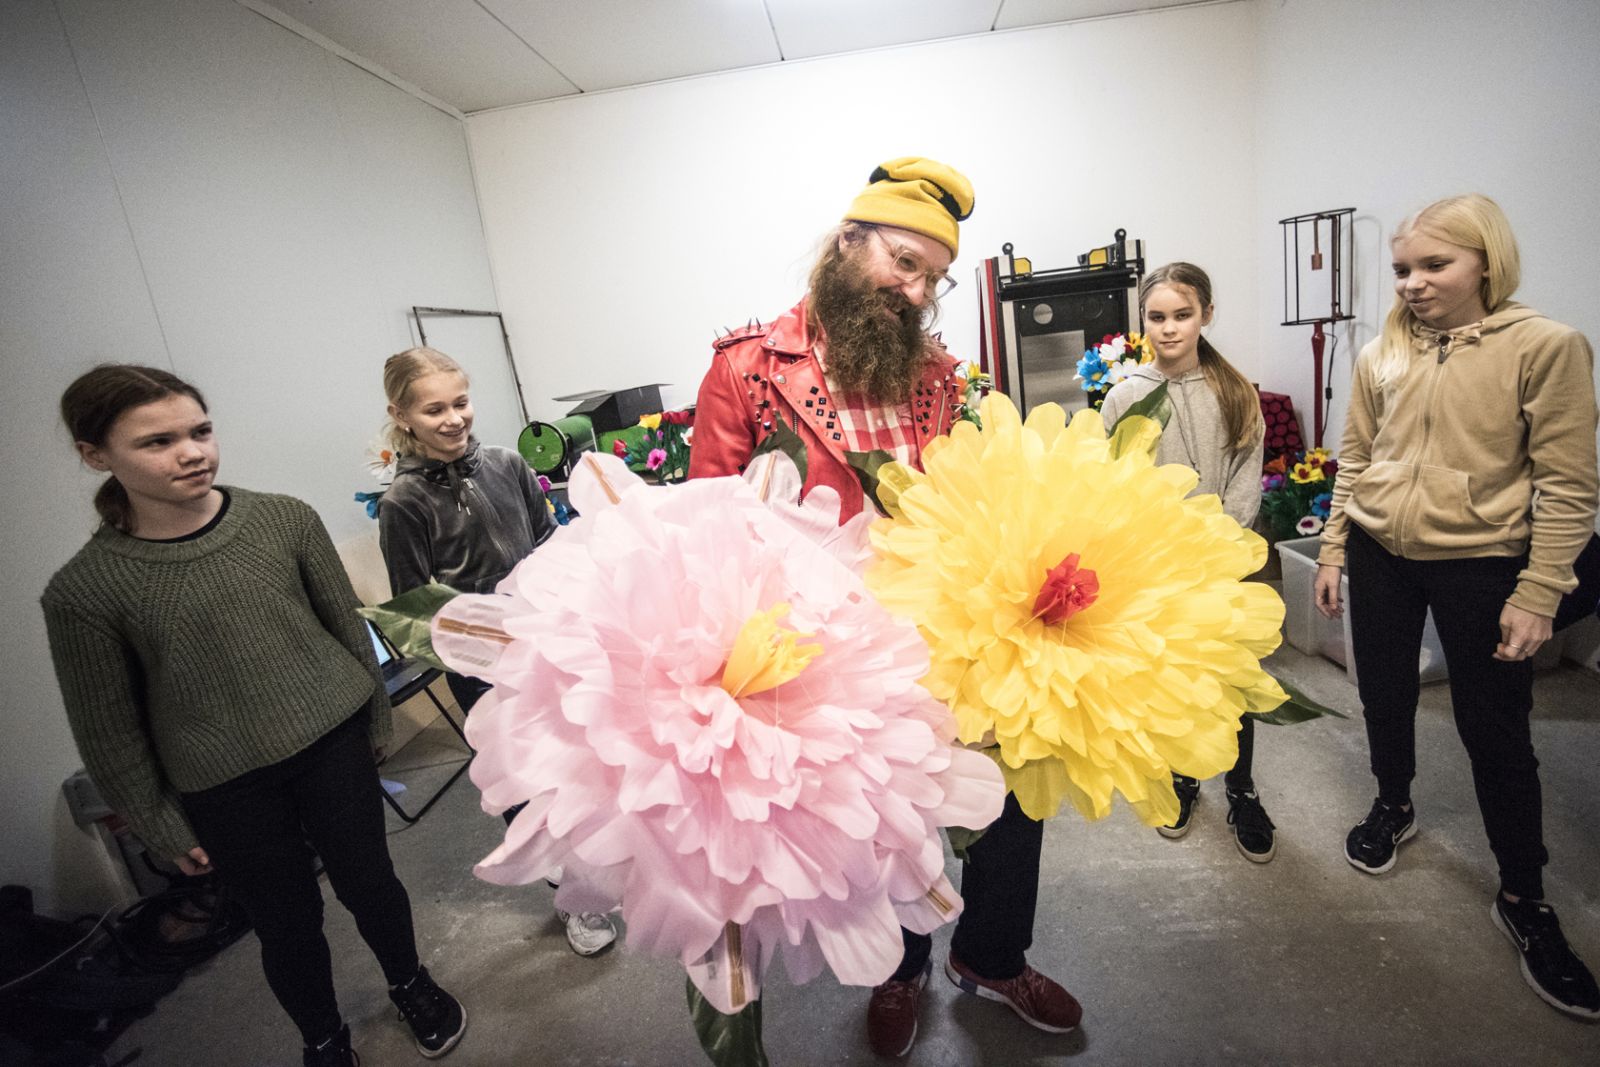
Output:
[866, 960, 930, 1058]
[944, 951, 1081, 1033]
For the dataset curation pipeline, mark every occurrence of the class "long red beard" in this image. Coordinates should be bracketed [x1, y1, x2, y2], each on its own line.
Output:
[809, 251, 931, 405]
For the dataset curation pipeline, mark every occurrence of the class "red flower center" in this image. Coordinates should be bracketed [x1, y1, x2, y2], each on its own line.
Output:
[1033, 553, 1100, 624]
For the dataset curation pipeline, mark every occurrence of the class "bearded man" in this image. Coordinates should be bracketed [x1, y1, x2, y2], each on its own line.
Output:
[689, 158, 1082, 1058]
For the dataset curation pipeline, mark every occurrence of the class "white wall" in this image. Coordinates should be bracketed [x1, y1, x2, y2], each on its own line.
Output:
[467, 0, 1263, 418]
[0, 0, 499, 914]
[1252, 0, 1600, 452]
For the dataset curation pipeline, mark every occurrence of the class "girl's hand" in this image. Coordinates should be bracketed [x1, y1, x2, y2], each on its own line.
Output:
[1495, 603, 1553, 662]
[174, 846, 212, 876]
[1314, 564, 1344, 618]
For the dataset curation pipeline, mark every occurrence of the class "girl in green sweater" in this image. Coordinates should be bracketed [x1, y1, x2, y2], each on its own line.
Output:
[43, 365, 467, 1066]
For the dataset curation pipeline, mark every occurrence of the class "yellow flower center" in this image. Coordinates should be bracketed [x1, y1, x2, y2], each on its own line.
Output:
[718, 603, 823, 698]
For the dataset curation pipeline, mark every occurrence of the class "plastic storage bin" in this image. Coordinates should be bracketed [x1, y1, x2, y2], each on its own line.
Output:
[1275, 535, 1448, 685]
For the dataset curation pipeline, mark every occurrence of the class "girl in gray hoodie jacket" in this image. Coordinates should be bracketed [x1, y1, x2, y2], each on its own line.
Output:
[377, 346, 617, 957]
[1100, 262, 1272, 862]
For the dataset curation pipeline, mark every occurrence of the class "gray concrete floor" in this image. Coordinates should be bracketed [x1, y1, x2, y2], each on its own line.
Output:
[109, 647, 1600, 1066]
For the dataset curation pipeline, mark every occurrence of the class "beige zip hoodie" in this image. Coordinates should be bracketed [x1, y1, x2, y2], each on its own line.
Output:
[1319, 302, 1599, 617]
[1099, 363, 1264, 528]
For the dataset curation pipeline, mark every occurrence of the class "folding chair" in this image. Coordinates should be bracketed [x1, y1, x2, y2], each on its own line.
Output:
[368, 621, 473, 824]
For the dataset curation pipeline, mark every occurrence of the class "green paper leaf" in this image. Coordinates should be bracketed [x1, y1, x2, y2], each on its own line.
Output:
[1112, 380, 1172, 431]
[1248, 675, 1348, 725]
[944, 825, 988, 863]
[750, 418, 808, 486]
[844, 448, 897, 517]
[356, 582, 460, 672]
[687, 976, 769, 1067]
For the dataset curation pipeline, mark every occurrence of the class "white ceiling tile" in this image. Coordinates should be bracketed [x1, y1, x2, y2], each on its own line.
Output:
[765, 0, 999, 60]
[480, 0, 781, 92]
[994, 0, 1204, 32]
[263, 0, 578, 111]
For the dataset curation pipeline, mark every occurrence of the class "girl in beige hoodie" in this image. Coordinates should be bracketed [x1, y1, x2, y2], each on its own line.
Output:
[1315, 194, 1598, 1020]
[1100, 262, 1272, 862]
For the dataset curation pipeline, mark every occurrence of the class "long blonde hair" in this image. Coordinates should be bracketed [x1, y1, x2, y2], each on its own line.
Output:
[382, 347, 468, 456]
[1371, 193, 1522, 391]
[1139, 263, 1260, 450]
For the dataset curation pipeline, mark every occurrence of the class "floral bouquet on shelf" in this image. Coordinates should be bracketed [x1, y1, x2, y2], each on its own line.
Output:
[1260, 447, 1337, 540]
[1075, 332, 1153, 411]
[612, 410, 694, 482]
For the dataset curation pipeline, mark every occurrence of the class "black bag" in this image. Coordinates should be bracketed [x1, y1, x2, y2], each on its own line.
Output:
[1553, 532, 1600, 633]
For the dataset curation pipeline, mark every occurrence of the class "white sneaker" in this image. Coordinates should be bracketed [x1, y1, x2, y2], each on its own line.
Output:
[556, 909, 616, 956]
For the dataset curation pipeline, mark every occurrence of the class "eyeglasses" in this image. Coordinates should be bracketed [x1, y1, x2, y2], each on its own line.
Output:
[870, 228, 957, 299]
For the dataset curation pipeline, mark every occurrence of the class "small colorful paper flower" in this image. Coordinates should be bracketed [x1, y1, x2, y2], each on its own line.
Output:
[365, 437, 398, 486]
[1075, 353, 1109, 385]
[1262, 473, 1286, 492]
[866, 393, 1287, 827]
[639, 412, 663, 430]
[1290, 462, 1325, 484]
[1311, 492, 1332, 518]
[353, 490, 384, 519]
[1297, 514, 1325, 535]
[612, 438, 630, 458]
[646, 447, 668, 470]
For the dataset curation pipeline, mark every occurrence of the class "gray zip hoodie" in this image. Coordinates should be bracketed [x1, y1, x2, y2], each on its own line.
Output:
[1098, 363, 1264, 528]
[378, 438, 555, 597]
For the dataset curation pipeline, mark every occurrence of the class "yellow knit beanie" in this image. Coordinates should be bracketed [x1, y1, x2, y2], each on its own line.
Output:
[844, 157, 975, 258]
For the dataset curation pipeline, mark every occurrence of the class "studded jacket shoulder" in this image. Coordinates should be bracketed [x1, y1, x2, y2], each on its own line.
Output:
[688, 297, 965, 523]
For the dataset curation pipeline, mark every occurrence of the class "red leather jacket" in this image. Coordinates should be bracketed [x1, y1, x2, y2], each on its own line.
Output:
[688, 298, 965, 521]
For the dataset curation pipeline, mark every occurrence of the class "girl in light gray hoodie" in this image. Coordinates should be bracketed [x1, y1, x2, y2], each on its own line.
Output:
[1100, 262, 1271, 861]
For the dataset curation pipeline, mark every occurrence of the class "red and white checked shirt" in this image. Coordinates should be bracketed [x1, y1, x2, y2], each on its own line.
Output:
[814, 341, 921, 467]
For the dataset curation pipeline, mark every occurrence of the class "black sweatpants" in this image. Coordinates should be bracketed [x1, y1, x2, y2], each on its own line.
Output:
[180, 713, 419, 1046]
[893, 791, 1043, 982]
[1346, 524, 1548, 899]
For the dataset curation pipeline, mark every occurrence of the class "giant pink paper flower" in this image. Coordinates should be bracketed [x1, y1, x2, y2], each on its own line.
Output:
[432, 454, 1004, 1012]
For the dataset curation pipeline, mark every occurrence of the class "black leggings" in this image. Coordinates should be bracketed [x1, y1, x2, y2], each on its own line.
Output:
[181, 714, 419, 1046]
[1346, 525, 1547, 899]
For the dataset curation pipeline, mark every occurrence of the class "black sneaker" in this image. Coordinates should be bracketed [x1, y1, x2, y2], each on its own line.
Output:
[1491, 896, 1600, 1020]
[1157, 775, 1201, 839]
[1345, 798, 1416, 874]
[1225, 788, 1276, 863]
[389, 966, 467, 1058]
[303, 1024, 359, 1067]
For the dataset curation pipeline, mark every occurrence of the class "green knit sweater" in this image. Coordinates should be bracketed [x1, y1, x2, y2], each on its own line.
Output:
[41, 488, 391, 859]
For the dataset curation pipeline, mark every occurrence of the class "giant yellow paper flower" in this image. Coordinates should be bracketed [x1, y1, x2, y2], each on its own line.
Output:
[867, 393, 1287, 826]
